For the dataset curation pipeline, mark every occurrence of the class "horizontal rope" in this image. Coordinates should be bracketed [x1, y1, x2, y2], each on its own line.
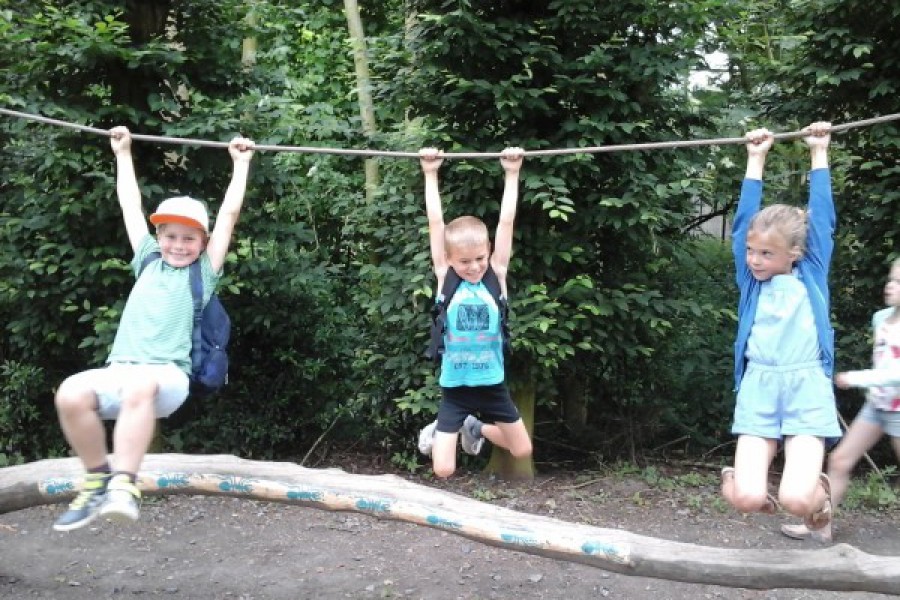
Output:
[1, 106, 898, 159]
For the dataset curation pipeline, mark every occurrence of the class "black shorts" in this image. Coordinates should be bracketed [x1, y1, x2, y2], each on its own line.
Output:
[436, 383, 521, 433]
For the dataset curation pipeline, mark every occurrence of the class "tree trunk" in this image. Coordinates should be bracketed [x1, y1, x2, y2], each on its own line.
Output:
[1, 454, 898, 594]
[561, 372, 588, 433]
[343, 0, 380, 203]
[242, 1, 257, 67]
[484, 376, 535, 480]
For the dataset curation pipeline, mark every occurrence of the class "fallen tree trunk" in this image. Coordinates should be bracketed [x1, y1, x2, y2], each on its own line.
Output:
[1, 454, 897, 594]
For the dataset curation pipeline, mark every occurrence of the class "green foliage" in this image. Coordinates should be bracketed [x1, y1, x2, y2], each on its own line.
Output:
[652, 240, 737, 448]
[0, 0, 370, 458]
[2, 0, 897, 466]
[0, 361, 65, 461]
[369, 0, 735, 455]
[841, 467, 898, 512]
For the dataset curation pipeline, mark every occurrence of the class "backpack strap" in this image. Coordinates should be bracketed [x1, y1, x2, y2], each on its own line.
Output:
[188, 261, 204, 377]
[481, 266, 511, 354]
[425, 268, 462, 363]
[139, 251, 161, 275]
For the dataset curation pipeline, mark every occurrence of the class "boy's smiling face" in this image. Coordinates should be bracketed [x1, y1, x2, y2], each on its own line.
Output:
[157, 223, 206, 268]
[446, 241, 490, 284]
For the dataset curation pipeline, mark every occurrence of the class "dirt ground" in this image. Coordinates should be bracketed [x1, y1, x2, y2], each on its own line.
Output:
[1, 455, 898, 600]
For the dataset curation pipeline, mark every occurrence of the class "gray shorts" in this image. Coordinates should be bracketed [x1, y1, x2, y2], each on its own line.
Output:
[61, 362, 189, 420]
[857, 401, 900, 437]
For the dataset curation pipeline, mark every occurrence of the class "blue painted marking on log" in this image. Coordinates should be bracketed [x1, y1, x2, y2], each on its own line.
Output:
[44, 479, 75, 496]
[286, 489, 324, 502]
[425, 514, 462, 529]
[355, 498, 391, 512]
[156, 474, 190, 488]
[217, 476, 254, 493]
[581, 541, 620, 557]
[500, 532, 541, 547]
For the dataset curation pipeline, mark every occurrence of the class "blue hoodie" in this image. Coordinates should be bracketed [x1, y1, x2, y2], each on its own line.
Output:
[731, 169, 835, 391]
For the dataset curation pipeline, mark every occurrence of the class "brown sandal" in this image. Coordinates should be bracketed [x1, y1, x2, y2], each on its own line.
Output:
[804, 473, 833, 531]
[721, 467, 779, 514]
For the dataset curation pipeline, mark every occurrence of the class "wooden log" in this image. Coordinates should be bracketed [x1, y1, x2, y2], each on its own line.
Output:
[1, 453, 897, 594]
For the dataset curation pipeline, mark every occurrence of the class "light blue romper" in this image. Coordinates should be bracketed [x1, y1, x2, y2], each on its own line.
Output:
[732, 272, 842, 439]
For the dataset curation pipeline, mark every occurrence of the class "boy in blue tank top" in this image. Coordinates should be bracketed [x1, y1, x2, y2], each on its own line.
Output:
[52, 126, 254, 531]
[416, 146, 533, 478]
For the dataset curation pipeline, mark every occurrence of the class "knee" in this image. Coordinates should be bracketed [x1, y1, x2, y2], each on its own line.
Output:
[729, 490, 769, 514]
[827, 448, 854, 476]
[779, 492, 815, 516]
[432, 463, 456, 479]
[509, 439, 533, 459]
[119, 382, 158, 411]
[55, 378, 96, 414]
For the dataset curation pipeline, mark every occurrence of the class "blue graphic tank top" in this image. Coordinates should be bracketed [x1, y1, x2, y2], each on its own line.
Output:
[439, 280, 505, 387]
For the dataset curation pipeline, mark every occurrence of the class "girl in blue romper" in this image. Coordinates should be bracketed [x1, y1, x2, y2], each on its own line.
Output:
[721, 122, 841, 535]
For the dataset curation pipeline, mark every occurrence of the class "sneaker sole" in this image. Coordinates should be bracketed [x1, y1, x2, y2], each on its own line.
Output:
[99, 502, 140, 523]
[52, 511, 102, 532]
[100, 509, 139, 523]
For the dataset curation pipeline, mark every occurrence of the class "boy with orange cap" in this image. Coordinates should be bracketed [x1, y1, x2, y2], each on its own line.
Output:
[52, 126, 254, 531]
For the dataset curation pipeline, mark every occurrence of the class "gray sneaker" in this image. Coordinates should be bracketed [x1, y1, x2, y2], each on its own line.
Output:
[52, 473, 110, 532]
[460, 415, 485, 455]
[418, 421, 438, 456]
[99, 474, 141, 523]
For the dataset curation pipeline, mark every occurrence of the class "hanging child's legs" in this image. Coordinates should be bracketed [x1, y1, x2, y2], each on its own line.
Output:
[481, 419, 532, 458]
[53, 363, 188, 529]
[431, 431, 461, 479]
[722, 434, 777, 513]
[781, 413, 885, 542]
[56, 375, 108, 471]
[63, 363, 188, 473]
[779, 434, 827, 518]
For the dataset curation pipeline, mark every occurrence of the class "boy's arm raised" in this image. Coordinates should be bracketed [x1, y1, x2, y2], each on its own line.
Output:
[490, 147, 524, 284]
[419, 148, 448, 283]
[110, 127, 149, 252]
[206, 137, 254, 273]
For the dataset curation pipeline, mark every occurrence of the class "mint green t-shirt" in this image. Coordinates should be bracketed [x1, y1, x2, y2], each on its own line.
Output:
[107, 234, 221, 375]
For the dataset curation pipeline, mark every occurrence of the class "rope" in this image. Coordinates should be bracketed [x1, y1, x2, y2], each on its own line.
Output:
[1, 106, 898, 159]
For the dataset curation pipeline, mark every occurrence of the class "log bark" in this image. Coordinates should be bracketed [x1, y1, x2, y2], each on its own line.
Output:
[1, 454, 897, 594]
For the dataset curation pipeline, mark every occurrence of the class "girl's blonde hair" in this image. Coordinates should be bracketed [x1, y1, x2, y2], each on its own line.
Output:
[749, 204, 808, 258]
[444, 216, 489, 255]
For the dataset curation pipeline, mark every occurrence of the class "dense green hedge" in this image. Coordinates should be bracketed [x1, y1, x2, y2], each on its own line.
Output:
[1, 1, 897, 467]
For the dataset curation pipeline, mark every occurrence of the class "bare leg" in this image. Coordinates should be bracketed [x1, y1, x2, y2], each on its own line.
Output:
[781, 419, 886, 541]
[110, 380, 159, 474]
[55, 378, 107, 469]
[431, 431, 459, 479]
[723, 435, 777, 513]
[481, 419, 532, 458]
[780, 435, 826, 517]
[827, 418, 885, 506]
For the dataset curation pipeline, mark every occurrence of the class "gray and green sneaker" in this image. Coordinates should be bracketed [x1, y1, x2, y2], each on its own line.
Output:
[52, 472, 110, 532]
[99, 474, 141, 523]
[460, 415, 485, 456]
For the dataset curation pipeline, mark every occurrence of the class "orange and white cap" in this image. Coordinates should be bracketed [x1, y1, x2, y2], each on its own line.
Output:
[149, 196, 209, 234]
